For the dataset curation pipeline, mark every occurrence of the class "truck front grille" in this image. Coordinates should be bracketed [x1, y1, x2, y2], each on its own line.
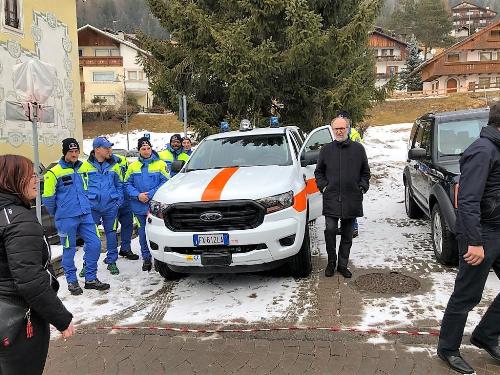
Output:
[164, 200, 265, 232]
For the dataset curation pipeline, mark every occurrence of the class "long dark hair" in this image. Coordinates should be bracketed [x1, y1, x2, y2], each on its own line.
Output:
[0, 154, 34, 207]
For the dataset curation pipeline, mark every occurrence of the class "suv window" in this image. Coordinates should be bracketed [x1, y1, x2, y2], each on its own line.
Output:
[304, 128, 333, 152]
[413, 120, 432, 156]
[437, 118, 488, 157]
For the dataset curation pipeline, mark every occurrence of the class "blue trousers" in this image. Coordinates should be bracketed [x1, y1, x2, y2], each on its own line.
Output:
[135, 214, 151, 261]
[56, 214, 101, 283]
[91, 208, 119, 264]
[118, 206, 133, 252]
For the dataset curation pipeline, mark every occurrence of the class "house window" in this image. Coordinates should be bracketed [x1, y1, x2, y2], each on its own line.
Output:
[138, 71, 144, 80]
[94, 48, 120, 57]
[92, 95, 115, 105]
[382, 49, 394, 56]
[387, 66, 398, 78]
[4, 0, 20, 29]
[128, 71, 138, 80]
[496, 76, 500, 89]
[478, 77, 491, 89]
[92, 71, 115, 82]
[447, 53, 460, 62]
[490, 30, 500, 40]
[78, 49, 83, 57]
[480, 52, 492, 61]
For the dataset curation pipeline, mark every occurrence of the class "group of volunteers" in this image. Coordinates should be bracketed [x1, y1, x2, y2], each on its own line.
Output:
[41, 134, 192, 296]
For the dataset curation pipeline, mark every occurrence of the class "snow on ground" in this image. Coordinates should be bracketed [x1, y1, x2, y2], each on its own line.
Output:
[82, 129, 194, 155]
[62, 124, 499, 330]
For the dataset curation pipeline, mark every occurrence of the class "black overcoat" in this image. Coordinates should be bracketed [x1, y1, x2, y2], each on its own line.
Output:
[314, 139, 370, 218]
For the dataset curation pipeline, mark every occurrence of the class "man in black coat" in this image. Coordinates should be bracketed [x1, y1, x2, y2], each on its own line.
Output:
[314, 115, 370, 278]
[437, 101, 500, 374]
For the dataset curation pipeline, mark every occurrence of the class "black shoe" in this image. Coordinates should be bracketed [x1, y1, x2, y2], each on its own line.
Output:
[84, 278, 110, 291]
[437, 351, 475, 374]
[324, 263, 336, 277]
[142, 259, 152, 272]
[119, 250, 139, 260]
[68, 281, 83, 295]
[337, 267, 352, 278]
[470, 335, 500, 361]
[352, 229, 359, 238]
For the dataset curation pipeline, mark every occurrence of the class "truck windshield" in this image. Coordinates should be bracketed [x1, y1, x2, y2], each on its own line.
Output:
[186, 134, 292, 171]
[437, 118, 488, 157]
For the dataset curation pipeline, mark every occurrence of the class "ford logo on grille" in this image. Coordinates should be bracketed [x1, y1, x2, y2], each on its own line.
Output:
[199, 211, 223, 222]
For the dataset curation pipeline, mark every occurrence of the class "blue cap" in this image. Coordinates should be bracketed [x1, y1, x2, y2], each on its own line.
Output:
[93, 137, 114, 149]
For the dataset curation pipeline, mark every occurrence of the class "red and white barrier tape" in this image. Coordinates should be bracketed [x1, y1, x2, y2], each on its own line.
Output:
[88, 325, 439, 337]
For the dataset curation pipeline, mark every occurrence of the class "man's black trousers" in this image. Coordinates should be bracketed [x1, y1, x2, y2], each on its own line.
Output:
[324, 216, 354, 269]
[438, 230, 500, 354]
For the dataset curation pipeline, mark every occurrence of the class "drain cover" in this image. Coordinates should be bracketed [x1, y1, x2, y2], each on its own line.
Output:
[355, 272, 420, 294]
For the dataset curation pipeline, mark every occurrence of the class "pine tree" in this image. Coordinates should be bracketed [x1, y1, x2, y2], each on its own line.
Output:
[141, 0, 384, 137]
[397, 37, 423, 92]
[415, 0, 453, 57]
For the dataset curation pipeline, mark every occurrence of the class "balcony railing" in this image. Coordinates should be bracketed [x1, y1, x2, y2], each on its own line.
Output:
[79, 56, 123, 67]
[125, 80, 149, 93]
[422, 60, 500, 81]
[375, 55, 403, 61]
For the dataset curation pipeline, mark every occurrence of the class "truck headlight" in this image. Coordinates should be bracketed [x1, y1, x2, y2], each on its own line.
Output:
[149, 200, 170, 219]
[256, 191, 294, 214]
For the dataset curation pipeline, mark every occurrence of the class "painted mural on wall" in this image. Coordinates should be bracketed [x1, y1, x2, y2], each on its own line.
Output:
[0, 11, 75, 148]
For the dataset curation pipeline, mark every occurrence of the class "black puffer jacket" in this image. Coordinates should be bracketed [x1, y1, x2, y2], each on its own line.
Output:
[455, 125, 500, 246]
[0, 192, 72, 332]
[314, 138, 371, 218]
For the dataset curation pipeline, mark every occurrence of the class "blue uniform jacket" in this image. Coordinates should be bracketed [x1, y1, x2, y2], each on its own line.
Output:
[125, 151, 169, 215]
[42, 159, 92, 220]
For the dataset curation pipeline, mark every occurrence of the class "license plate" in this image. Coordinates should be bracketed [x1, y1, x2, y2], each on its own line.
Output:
[193, 233, 229, 246]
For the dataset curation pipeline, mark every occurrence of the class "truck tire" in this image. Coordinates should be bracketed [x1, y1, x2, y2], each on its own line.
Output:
[431, 204, 458, 266]
[289, 224, 312, 278]
[154, 259, 183, 280]
[405, 182, 423, 219]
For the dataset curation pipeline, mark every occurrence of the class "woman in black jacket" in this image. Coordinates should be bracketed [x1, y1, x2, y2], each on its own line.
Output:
[0, 154, 74, 375]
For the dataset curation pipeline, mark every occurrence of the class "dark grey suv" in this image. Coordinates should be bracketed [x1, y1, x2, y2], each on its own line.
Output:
[403, 108, 489, 265]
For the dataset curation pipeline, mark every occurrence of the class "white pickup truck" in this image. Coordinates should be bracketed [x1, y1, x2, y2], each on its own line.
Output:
[146, 123, 336, 279]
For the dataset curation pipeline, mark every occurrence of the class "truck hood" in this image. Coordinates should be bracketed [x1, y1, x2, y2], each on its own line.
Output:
[153, 165, 297, 204]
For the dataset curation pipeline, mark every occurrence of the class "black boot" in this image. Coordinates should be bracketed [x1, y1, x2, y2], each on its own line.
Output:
[119, 249, 139, 260]
[337, 267, 352, 278]
[325, 263, 336, 277]
[85, 278, 110, 291]
[470, 335, 500, 361]
[142, 259, 152, 272]
[68, 281, 83, 296]
[437, 350, 475, 374]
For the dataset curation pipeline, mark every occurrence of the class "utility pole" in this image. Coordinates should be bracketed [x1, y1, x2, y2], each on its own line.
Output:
[182, 94, 187, 137]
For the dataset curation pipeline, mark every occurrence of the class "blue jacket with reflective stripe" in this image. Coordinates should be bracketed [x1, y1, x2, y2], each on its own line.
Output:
[124, 151, 169, 215]
[42, 159, 92, 220]
[79, 153, 123, 213]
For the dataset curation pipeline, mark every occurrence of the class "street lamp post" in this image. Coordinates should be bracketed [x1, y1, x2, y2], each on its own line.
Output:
[116, 70, 130, 150]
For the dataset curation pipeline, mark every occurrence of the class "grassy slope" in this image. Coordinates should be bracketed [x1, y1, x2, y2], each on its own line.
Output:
[365, 92, 499, 126]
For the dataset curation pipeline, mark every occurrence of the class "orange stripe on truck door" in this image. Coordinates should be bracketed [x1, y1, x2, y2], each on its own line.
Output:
[305, 178, 319, 194]
[201, 167, 239, 201]
[293, 188, 307, 212]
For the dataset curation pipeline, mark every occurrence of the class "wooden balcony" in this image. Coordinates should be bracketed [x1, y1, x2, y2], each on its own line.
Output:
[375, 55, 403, 62]
[79, 56, 123, 67]
[422, 60, 500, 81]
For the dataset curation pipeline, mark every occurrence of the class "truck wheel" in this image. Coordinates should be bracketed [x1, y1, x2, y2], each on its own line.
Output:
[405, 182, 423, 219]
[289, 224, 312, 278]
[431, 204, 458, 266]
[154, 259, 184, 280]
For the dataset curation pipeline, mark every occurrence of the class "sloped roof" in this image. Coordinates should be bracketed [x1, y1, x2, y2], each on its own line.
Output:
[452, 1, 498, 15]
[77, 24, 150, 56]
[371, 28, 409, 48]
[416, 20, 500, 72]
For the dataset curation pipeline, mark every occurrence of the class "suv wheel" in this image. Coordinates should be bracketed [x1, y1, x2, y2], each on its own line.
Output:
[431, 204, 458, 266]
[405, 183, 423, 219]
[289, 224, 312, 278]
[154, 259, 184, 280]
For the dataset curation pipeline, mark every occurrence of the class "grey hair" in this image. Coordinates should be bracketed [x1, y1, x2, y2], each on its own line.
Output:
[332, 116, 351, 128]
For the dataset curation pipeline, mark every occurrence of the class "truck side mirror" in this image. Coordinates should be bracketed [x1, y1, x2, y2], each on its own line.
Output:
[408, 148, 427, 161]
[171, 160, 185, 174]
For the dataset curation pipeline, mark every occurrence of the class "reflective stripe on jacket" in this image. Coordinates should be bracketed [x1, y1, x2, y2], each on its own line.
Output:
[124, 151, 169, 215]
[158, 146, 190, 177]
[42, 158, 92, 220]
